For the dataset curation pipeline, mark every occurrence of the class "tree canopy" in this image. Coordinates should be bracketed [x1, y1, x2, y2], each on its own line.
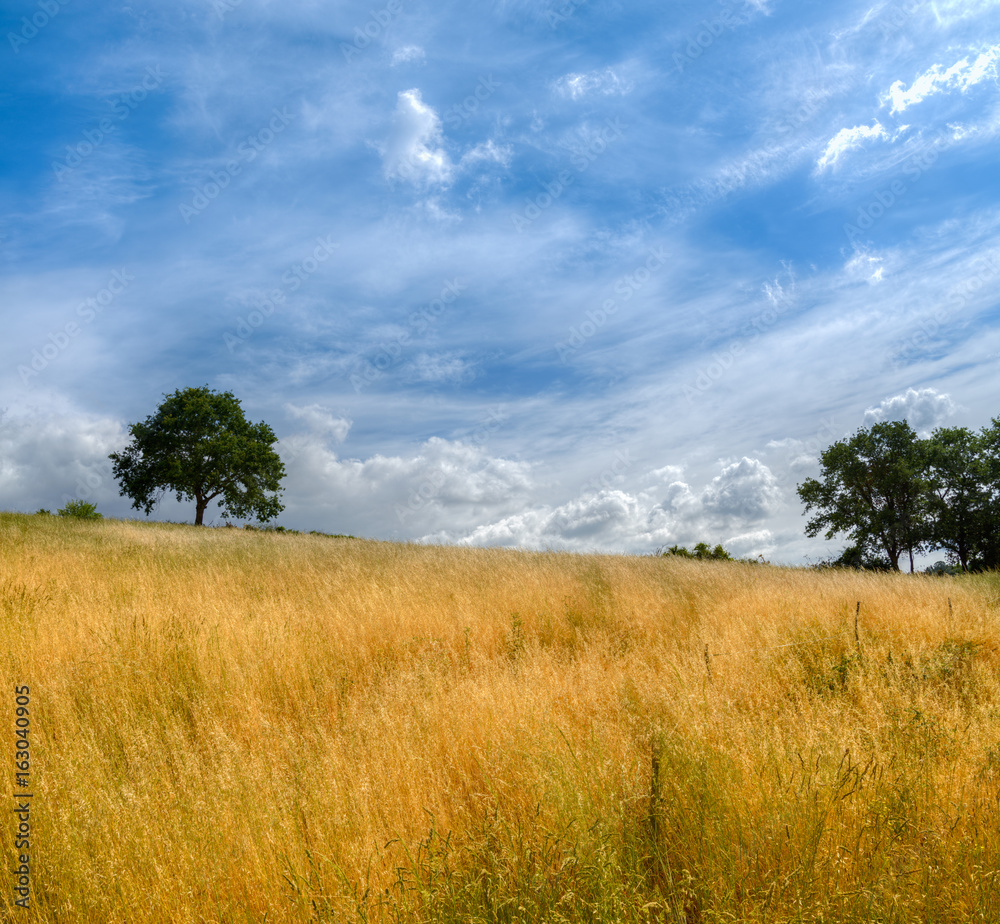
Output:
[109, 386, 285, 526]
[798, 418, 1000, 571]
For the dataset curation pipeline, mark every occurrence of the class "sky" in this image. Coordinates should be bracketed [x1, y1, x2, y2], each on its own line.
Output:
[1, 0, 999, 562]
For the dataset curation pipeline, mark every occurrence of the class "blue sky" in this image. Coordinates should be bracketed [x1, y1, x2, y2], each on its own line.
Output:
[2, 0, 999, 561]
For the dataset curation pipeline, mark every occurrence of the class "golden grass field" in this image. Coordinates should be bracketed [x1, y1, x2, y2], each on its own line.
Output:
[2, 511, 1000, 923]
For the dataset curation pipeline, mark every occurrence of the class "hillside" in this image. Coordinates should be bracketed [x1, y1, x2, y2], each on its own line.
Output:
[2, 512, 999, 923]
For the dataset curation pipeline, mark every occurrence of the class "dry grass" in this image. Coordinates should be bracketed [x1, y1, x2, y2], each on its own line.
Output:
[2, 511, 999, 923]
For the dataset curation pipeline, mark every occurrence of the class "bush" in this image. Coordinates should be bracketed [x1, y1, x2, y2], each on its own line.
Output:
[659, 542, 733, 561]
[926, 560, 964, 576]
[816, 545, 894, 571]
[35, 509, 52, 516]
[57, 500, 103, 520]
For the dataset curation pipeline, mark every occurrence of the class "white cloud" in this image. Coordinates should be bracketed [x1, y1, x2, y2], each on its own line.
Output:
[845, 249, 885, 285]
[723, 528, 776, 558]
[863, 388, 958, 434]
[283, 403, 352, 442]
[460, 140, 513, 168]
[886, 45, 1000, 114]
[383, 89, 453, 186]
[701, 457, 783, 522]
[424, 457, 783, 552]
[280, 434, 535, 537]
[406, 352, 475, 384]
[554, 67, 632, 100]
[816, 121, 890, 171]
[645, 464, 685, 484]
[0, 409, 126, 513]
[391, 45, 426, 66]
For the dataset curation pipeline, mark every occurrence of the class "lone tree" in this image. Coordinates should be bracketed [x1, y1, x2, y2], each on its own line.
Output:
[109, 386, 285, 526]
[797, 420, 929, 572]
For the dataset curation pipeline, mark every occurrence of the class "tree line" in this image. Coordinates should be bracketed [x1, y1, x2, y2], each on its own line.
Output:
[797, 419, 1000, 572]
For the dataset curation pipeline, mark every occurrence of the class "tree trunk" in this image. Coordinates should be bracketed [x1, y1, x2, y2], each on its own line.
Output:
[195, 497, 207, 526]
[908, 547, 915, 573]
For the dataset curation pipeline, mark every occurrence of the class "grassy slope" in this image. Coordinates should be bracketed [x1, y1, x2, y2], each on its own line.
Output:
[1, 512, 999, 923]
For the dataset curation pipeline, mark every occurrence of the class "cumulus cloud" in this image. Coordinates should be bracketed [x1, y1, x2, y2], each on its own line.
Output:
[886, 45, 1000, 114]
[283, 403, 352, 442]
[424, 457, 783, 552]
[280, 432, 534, 537]
[723, 528, 776, 558]
[863, 388, 958, 434]
[438, 489, 640, 548]
[554, 67, 632, 100]
[383, 89, 453, 185]
[701, 457, 783, 522]
[816, 121, 890, 171]
[0, 409, 126, 513]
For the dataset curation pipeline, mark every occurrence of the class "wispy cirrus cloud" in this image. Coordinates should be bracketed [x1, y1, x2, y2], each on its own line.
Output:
[554, 67, 632, 100]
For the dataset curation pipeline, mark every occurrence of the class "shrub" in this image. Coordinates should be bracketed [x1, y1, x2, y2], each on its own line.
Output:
[57, 500, 103, 520]
[815, 545, 894, 571]
[926, 560, 964, 576]
[659, 542, 733, 561]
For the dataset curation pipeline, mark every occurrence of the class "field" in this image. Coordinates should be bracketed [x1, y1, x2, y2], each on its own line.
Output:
[2, 511, 1000, 923]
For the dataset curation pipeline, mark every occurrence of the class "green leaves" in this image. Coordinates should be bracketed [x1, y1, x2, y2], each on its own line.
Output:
[798, 418, 1000, 571]
[57, 500, 103, 520]
[109, 386, 285, 526]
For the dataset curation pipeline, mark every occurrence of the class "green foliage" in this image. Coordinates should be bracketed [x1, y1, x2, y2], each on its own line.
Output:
[797, 420, 928, 571]
[800, 417, 1000, 572]
[661, 542, 733, 560]
[57, 500, 103, 520]
[34, 508, 52, 516]
[923, 426, 997, 571]
[109, 385, 285, 527]
[819, 544, 894, 571]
